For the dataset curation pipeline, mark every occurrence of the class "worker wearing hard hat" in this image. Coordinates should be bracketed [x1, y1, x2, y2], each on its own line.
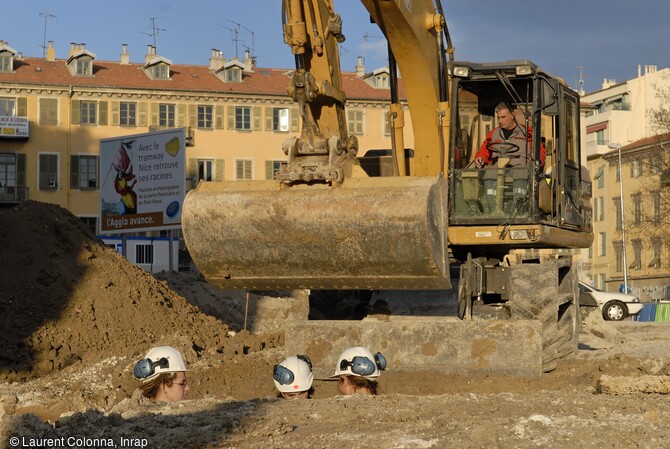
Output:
[273, 354, 315, 399]
[331, 346, 387, 396]
[133, 346, 190, 402]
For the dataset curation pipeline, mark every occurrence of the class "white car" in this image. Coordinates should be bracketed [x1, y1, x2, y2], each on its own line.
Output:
[579, 281, 644, 321]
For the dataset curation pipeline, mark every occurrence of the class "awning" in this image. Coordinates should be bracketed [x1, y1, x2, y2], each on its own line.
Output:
[586, 122, 608, 134]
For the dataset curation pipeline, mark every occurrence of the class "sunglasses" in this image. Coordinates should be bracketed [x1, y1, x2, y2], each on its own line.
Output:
[339, 353, 387, 376]
[133, 357, 169, 379]
[273, 354, 312, 385]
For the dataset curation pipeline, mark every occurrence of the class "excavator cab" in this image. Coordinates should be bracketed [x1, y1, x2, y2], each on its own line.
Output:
[447, 60, 592, 258]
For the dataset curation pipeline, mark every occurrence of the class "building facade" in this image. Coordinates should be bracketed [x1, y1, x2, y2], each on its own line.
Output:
[0, 40, 412, 265]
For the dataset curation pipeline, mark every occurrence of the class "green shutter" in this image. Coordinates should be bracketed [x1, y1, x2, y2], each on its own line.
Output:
[178, 104, 186, 127]
[189, 104, 197, 128]
[70, 155, 79, 188]
[188, 158, 197, 190]
[235, 160, 243, 180]
[71, 100, 80, 125]
[227, 106, 235, 129]
[265, 160, 274, 180]
[138, 102, 147, 127]
[151, 103, 159, 127]
[17, 97, 27, 116]
[16, 153, 26, 186]
[111, 101, 119, 126]
[215, 105, 224, 129]
[252, 106, 262, 131]
[290, 107, 299, 132]
[265, 107, 273, 131]
[98, 101, 108, 125]
[215, 159, 225, 181]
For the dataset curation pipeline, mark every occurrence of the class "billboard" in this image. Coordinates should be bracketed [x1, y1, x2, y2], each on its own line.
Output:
[0, 115, 29, 138]
[99, 128, 186, 234]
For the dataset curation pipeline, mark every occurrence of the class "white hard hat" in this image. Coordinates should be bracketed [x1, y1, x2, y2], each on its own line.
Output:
[331, 346, 387, 379]
[273, 355, 314, 393]
[133, 346, 188, 382]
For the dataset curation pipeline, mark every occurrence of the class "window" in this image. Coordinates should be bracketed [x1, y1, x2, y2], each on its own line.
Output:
[198, 159, 213, 182]
[632, 193, 641, 224]
[136, 244, 154, 264]
[159, 103, 175, 128]
[598, 273, 607, 291]
[235, 159, 252, 180]
[198, 105, 213, 129]
[71, 155, 98, 189]
[653, 191, 661, 223]
[0, 97, 16, 116]
[613, 198, 622, 230]
[39, 154, 58, 189]
[0, 53, 11, 72]
[225, 67, 242, 83]
[630, 159, 642, 178]
[595, 166, 604, 189]
[598, 197, 604, 221]
[272, 108, 290, 132]
[120, 102, 136, 126]
[630, 239, 642, 270]
[81, 100, 97, 125]
[235, 106, 251, 130]
[598, 232, 607, 257]
[39, 98, 58, 124]
[593, 197, 598, 222]
[347, 110, 364, 135]
[79, 216, 97, 235]
[152, 64, 169, 80]
[265, 160, 283, 180]
[614, 241, 623, 273]
[595, 129, 605, 145]
[649, 238, 661, 268]
[76, 58, 91, 76]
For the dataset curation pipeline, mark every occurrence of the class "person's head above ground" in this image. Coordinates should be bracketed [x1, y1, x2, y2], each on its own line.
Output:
[273, 354, 314, 399]
[331, 346, 387, 396]
[133, 346, 190, 402]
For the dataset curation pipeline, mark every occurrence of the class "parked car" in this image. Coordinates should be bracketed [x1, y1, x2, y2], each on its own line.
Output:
[579, 281, 644, 321]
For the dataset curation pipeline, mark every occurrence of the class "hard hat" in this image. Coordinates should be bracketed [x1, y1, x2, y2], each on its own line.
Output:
[331, 346, 387, 379]
[133, 346, 188, 381]
[273, 355, 314, 393]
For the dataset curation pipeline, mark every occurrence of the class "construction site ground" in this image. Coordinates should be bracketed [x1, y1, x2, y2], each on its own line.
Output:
[1, 201, 669, 449]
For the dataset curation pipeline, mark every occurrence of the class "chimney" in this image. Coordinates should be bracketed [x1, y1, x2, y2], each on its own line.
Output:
[209, 48, 225, 71]
[46, 41, 56, 61]
[355, 56, 366, 78]
[145, 45, 154, 64]
[244, 49, 252, 66]
[120, 44, 130, 65]
[69, 42, 76, 57]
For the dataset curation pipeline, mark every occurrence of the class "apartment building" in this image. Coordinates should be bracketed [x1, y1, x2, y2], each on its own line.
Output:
[582, 65, 670, 297]
[0, 40, 411, 256]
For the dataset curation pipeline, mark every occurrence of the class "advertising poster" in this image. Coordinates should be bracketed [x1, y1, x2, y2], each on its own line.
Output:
[99, 128, 185, 234]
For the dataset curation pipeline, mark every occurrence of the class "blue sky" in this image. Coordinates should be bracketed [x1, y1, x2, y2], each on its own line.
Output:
[3, 1, 668, 93]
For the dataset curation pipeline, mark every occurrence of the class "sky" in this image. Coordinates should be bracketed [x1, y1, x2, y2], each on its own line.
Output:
[3, 1, 668, 94]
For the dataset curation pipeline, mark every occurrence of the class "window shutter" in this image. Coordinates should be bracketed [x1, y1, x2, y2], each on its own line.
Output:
[290, 107, 299, 131]
[178, 104, 187, 127]
[227, 106, 235, 129]
[252, 106, 262, 131]
[138, 102, 147, 127]
[98, 101, 108, 125]
[215, 105, 224, 129]
[151, 103, 159, 127]
[188, 158, 197, 190]
[70, 155, 79, 188]
[111, 101, 119, 126]
[265, 107, 273, 131]
[245, 160, 252, 180]
[265, 160, 274, 180]
[189, 104, 197, 128]
[17, 97, 27, 116]
[71, 100, 80, 125]
[16, 153, 26, 186]
[236, 160, 243, 180]
[39, 98, 48, 123]
[215, 159, 225, 181]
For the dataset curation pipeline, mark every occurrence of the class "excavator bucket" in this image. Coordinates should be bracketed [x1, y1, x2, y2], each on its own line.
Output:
[182, 176, 450, 291]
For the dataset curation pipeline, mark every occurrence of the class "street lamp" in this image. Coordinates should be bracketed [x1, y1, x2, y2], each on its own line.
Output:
[608, 143, 628, 292]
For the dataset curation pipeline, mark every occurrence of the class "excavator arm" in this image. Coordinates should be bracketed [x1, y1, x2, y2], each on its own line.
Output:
[181, 0, 452, 290]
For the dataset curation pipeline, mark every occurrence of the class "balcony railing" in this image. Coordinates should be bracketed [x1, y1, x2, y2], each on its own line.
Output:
[0, 186, 29, 203]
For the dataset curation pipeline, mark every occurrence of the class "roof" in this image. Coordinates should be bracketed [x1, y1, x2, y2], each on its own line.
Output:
[0, 56, 405, 101]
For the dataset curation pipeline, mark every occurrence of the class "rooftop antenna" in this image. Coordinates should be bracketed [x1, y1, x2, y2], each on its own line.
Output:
[362, 32, 383, 66]
[577, 65, 586, 95]
[142, 17, 166, 51]
[218, 20, 241, 59]
[39, 12, 56, 58]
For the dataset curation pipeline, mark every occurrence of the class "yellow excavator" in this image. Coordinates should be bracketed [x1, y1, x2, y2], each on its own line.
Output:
[182, 0, 593, 373]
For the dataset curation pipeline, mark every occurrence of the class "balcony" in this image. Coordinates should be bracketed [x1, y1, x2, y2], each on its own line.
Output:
[0, 186, 29, 204]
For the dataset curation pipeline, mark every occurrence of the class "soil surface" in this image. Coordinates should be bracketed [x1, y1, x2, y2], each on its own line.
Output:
[1, 201, 670, 449]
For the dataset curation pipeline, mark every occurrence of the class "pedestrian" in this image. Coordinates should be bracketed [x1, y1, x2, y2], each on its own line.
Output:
[133, 346, 190, 402]
[331, 346, 386, 396]
[273, 355, 314, 399]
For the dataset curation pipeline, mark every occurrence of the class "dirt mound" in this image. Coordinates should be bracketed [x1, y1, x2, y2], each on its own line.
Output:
[0, 201, 236, 382]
